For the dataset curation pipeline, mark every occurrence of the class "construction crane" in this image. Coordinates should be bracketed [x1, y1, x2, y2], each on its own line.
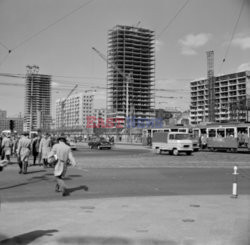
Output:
[61, 84, 78, 129]
[92, 47, 132, 119]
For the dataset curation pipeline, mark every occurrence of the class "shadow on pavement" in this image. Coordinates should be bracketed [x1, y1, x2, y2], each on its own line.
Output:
[67, 185, 89, 195]
[25, 170, 46, 174]
[0, 182, 31, 190]
[58, 236, 177, 245]
[0, 229, 58, 244]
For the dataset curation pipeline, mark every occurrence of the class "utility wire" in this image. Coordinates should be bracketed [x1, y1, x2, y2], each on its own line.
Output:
[157, 0, 191, 38]
[1, 0, 94, 55]
[0, 40, 10, 52]
[219, 0, 246, 73]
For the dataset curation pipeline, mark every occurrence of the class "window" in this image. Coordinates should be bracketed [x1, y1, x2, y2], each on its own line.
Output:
[226, 128, 235, 137]
[169, 134, 174, 140]
[174, 134, 190, 140]
[208, 129, 216, 137]
[217, 128, 225, 137]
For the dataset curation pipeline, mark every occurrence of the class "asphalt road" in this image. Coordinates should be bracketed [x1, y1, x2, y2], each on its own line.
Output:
[1, 145, 250, 202]
[1, 166, 250, 203]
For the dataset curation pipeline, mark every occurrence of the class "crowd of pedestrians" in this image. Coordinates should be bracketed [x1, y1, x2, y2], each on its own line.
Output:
[0, 131, 77, 196]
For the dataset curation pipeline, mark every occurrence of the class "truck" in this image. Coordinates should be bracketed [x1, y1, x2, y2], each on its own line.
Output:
[152, 132, 193, 156]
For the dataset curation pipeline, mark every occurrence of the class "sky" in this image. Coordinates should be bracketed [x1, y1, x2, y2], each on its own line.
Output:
[0, 0, 249, 117]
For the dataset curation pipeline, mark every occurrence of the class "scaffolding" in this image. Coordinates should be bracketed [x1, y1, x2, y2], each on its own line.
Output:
[107, 25, 155, 119]
[24, 68, 51, 132]
[207, 51, 215, 122]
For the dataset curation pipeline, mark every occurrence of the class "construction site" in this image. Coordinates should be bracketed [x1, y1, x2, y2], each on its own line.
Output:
[107, 25, 155, 120]
[190, 51, 250, 124]
[24, 66, 51, 132]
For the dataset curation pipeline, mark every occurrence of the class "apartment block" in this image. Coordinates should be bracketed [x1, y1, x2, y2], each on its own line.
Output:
[93, 108, 106, 122]
[107, 25, 155, 119]
[190, 71, 250, 124]
[55, 92, 94, 129]
[24, 74, 51, 131]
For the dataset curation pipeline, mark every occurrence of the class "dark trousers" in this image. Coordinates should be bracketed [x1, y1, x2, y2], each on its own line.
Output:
[55, 175, 66, 191]
[33, 153, 38, 165]
[1, 150, 5, 160]
[18, 158, 28, 174]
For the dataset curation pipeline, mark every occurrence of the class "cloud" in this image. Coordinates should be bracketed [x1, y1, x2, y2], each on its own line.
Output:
[237, 62, 250, 72]
[232, 34, 250, 50]
[178, 33, 212, 55]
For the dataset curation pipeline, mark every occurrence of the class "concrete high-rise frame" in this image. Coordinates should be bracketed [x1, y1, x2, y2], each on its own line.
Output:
[24, 71, 51, 132]
[190, 71, 250, 124]
[107, 25, 155, 119]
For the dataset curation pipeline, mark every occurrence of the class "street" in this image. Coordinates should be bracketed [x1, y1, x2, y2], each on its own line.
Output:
[1, 144, 250, 244]
[1, 144, 250, 202]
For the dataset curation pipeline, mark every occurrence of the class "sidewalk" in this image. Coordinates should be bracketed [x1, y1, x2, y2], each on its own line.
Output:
[0, 195, 249, 245]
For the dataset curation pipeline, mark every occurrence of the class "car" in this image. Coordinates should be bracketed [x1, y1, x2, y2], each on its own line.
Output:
[68, 140, 77, 150]
[88, 139, 112, 150]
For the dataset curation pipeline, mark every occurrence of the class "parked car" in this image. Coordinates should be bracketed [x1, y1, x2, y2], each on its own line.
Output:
[88, 138, 111, 150]
[67, 140, 77, 150]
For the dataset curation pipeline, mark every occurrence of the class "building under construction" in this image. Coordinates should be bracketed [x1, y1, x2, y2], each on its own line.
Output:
[190, 70, 250, 124]
[24, 70, 51, 132]
[107, 25, 155, 120]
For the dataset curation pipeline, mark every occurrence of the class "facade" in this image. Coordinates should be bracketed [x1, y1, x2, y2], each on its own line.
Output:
[0, 109, 7, 119]
[107, 25, 155, 119]
[190, 71, 250, 124]
[93, 108, 106, 122]
[24, 74, 51, 131]
[55, 92, 94, 130]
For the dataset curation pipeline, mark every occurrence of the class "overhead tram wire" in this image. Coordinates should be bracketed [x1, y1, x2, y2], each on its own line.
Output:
[11, 0, 95, 53]
[156, 0, 191, 38]
[0, 0, 95, 68]
[219, 0, 246, 73]
[0, 72, 190, 94]
[0, 40, 10, 52]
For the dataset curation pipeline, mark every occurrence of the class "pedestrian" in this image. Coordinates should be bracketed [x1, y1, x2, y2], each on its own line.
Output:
[17, 132, 31, 174]
[48, 135, 77, 196]
[31, 133, 40, 165]
[0, 134, 3, 159]
[39, 133, 52, 168]
[1, 133, 12, 163]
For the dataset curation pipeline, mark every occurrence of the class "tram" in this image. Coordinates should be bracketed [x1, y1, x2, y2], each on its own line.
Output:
[193, 123, 250, 152]
[143, 122, 250, 152]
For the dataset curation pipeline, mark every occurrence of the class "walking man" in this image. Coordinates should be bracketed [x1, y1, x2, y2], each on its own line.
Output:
[1, 133, 12, 163]
[39, 133, 52, 168]
[17, 132, 31, 174]
[48, 135, 77, 196]
[31, 133, 40, 165]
